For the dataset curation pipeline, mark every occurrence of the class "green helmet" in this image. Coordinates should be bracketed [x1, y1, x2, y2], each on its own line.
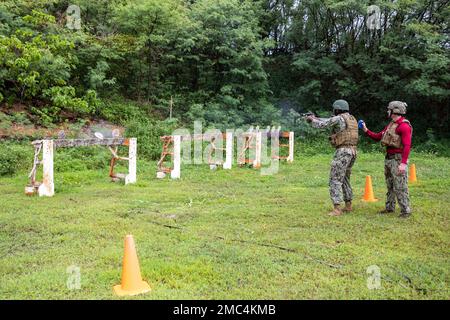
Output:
[388, 101, 407, 115]
[332, 99, 349, 111]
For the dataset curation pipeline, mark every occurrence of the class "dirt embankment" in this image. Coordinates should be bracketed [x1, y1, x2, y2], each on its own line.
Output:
[0, 103, 124, 140]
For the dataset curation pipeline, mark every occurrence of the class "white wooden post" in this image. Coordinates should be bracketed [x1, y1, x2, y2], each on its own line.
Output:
[287, 131, 294, 162]
[171, 135, 181, 179]
[223, 131, 233, 169]
[253, 131, 262, 168]
[38, 140, 54, 197]
[125, 138, 137, 185]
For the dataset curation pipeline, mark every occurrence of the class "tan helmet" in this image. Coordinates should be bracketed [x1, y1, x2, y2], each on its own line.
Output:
[387, 101, 407, 115]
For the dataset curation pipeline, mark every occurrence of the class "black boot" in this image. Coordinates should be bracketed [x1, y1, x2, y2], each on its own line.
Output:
[398, 212, 411, 218]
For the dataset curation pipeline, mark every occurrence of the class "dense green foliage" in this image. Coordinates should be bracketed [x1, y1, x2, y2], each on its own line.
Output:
[262, 0, 449, 137]
[0, 142, 29, 175]
[0, 0, 448, 138]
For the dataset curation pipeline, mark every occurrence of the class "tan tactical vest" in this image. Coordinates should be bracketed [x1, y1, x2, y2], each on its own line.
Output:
[329, 113, 359, 148]
[380, 119, 412, 148]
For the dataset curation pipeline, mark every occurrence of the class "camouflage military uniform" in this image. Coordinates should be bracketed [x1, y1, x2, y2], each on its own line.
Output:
[311, 116, 357, 205]
[384, 154, 411, 214]
[365, 104, 413, 217]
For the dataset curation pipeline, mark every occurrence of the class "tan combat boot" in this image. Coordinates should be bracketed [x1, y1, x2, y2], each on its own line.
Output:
[343, 201, 352, 213]
[329, 204, 343, 216]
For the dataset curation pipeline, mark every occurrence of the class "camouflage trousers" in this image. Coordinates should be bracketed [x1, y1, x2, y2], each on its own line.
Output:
[384, 154, 411, 214]
[329, 147, 357, 205]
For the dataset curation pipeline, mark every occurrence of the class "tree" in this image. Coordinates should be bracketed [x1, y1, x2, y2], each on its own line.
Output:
[0, 9, 96, 124]
[111, 0, 190, 102]
[181, 0, 279, 126]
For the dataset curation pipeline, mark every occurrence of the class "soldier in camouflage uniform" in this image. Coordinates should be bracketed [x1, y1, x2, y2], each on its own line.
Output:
[306, 100, 359, 216]
[360, 101, 413, 218]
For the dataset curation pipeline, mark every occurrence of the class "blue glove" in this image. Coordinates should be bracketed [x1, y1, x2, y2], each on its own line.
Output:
[358, 120, 365, 129]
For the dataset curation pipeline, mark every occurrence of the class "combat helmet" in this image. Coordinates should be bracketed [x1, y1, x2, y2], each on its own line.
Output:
[332, 99, 349, 111]
[387, 101, 407, 115]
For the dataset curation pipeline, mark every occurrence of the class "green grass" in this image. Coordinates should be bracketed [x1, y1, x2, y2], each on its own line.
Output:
[0, 152, 448, 299]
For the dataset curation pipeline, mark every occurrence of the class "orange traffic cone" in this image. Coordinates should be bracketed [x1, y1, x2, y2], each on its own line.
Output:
[113, 235, 151, 296]
[362, 175, 378, 202]
[409, 164, 417, 183]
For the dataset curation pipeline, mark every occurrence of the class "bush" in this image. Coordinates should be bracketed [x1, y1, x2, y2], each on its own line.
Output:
[0, 143, 31, 176]
[125, 117, 179, 160]
[43, 86, 92, 113]
[54, 147, 111, 172]
[0, 10, 97, 125]
[413, 129, 450, 157]
[97, 99, 144, 125]
[0, 112, 12, 130]
[9, 112, 32, 125]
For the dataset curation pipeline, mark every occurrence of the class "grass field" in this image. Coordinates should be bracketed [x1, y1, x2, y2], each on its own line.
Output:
[0, 152, 448, 299]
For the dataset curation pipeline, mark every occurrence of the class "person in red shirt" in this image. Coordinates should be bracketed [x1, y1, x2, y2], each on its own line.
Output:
[360, 101, 413, 218]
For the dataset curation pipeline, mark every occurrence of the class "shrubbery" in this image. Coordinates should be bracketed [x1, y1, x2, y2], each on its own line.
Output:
[96, 99, 145, 125]
[0, 142, 124, 176]
[125, 117, 179, 160]
[413, 129, 450, 157]
[0, 10, 97, 125]
[0, 143, 30, 176]
[54, 147, 111, 172]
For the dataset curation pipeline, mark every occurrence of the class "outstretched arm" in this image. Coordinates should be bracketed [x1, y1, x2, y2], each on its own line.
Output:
[361, 122, 386, 142]
[307, 115, 342, 129]
[365, 129, 384, 141]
